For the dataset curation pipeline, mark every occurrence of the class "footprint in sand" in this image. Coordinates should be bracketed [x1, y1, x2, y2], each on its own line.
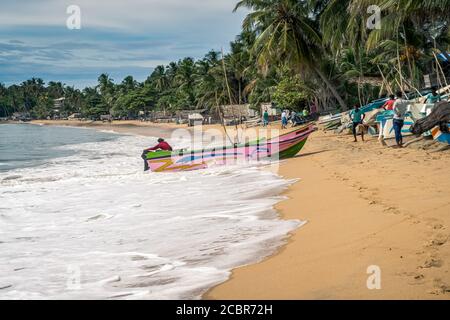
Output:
[433, 224, 445, 230]
[414, 274, 425, 281]
[406, 273, 427, 286]
[384, 206, 401, 215]
[424, 218, 445, 229]
[427, 234, 448, 247]
[427, 279, 450, 295]
[422, 256, 443, 268]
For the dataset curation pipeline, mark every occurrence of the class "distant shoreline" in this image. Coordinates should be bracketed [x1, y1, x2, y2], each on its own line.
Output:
[28, 119, 183, 139]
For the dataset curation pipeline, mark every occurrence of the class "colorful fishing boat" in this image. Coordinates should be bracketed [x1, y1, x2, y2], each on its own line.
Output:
[318, 113, 343, 125]
[381, 116, 415, 139]
[431, 124, 450, 145]
[145, 124, 316, 172]
[376, 109, 415, 140]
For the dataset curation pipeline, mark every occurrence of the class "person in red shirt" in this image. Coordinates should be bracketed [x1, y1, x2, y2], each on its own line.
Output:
[382, 94, 396, 111]
[141, 138, 173, 171]
[145, 138, 173, 152]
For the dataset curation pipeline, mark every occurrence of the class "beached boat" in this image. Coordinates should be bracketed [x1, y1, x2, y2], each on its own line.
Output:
[318, 113, 343, 125]
[431, 124, 450, 145]
[380, 116, 415, 139]
[145, 124, 316, 172]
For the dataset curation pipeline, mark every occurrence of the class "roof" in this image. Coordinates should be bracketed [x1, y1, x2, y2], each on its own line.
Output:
[188, 113, 204, 119]
[221, 104, 255, 118]
[176, 109, 208, 118]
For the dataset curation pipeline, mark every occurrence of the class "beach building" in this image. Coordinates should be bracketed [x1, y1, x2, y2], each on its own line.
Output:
[188, 113, 204, 126]
[53, 97, 65, 118]
[219, 104, 258, 126]
[149, 110, 174, 123]
[100, 114, 112, 122]
[260, 103, 280, 121]
[176, 109, 209, 126]
[11, 112, 31, 121]
[68, 113, 82, 120]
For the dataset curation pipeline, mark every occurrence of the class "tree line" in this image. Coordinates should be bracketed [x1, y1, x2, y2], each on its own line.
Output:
[1, 0, 449, 119]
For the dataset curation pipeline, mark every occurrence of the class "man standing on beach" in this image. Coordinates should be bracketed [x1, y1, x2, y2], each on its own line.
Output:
[263, 109, 269, 127]
[350, 104, 365, 142]
[425, 88, 441, 104]
[141, 138, 173, 171]
[290, 110, 296, 127]
[281, 110, 288, 129]
[392, 91, 409, 148]
[302, 108, 310, 118]
[382, 94, 396, 110]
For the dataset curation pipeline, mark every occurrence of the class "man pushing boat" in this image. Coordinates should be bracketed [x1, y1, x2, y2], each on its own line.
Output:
[141, 138, 173, 171]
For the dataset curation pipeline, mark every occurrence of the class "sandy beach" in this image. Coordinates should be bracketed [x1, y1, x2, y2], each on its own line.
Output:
[207, 130, 450, 299]
[30, 120, 450, 299]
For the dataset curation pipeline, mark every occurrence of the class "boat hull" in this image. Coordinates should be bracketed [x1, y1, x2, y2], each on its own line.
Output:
[146, 125, 316, 172]
[431, 124, 450, 145]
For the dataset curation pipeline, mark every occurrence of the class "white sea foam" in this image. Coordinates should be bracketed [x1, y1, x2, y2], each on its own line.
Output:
[0, 133, 302, 299]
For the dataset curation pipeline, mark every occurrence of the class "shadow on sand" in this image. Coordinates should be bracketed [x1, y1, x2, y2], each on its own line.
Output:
[292, 149, 330, 158]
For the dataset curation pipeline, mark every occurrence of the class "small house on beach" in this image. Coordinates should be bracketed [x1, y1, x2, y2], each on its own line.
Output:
[260, 103, 280, 121]
[218, 104, 258, 125]
[176, 109, 209, 126]
[149, 110, 174, 123]
[53, 97, 65, 118]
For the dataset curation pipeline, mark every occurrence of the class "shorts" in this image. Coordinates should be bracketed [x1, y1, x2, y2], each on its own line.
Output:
[352, 121, 362, 135]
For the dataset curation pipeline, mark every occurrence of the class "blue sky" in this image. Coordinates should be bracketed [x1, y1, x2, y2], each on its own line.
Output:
[0, 0, 247, 88]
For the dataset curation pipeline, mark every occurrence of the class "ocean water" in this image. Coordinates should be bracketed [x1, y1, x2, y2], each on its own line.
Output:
[0, 124, 302, 299]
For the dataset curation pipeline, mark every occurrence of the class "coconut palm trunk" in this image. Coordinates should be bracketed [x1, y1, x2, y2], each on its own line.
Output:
[313, 66, 347, 110]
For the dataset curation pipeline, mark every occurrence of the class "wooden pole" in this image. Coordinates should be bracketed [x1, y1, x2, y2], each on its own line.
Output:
[433, 51, 449, 88]
[377, 65, 393, 95]
[392, 65, 423, 97]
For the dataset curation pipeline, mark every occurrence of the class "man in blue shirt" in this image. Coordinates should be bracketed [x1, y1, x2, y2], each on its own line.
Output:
[425, 88, 441, 104]
[350, 104, 365, 142]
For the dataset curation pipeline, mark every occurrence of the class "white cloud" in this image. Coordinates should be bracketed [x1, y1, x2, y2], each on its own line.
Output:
[0, 0, 244, 32]
[0, 0, 248, 87]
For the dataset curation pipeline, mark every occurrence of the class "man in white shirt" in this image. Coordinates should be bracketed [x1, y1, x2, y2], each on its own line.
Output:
[392, 91, 409, 147]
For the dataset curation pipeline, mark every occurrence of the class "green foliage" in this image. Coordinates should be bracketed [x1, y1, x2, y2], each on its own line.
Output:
[31, 95, 53, 119]
[272, 75, 312, 109]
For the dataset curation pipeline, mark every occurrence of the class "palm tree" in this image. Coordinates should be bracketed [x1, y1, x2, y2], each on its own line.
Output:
[47, 81, 65, 98]
[21, 78, 45, 112]
[120, 76, 137, 92]
[195, 51, 235, 109]
[175, 57, 196, 108]
[148, 65, 169, 92]
[96, 74, 116, 115]
[234, 0, 347, 109]
[97, 74, 114, 96]
[320, 0, 449, 93]
[64, 86, 83, 114]
[228, 39, 251, 104]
